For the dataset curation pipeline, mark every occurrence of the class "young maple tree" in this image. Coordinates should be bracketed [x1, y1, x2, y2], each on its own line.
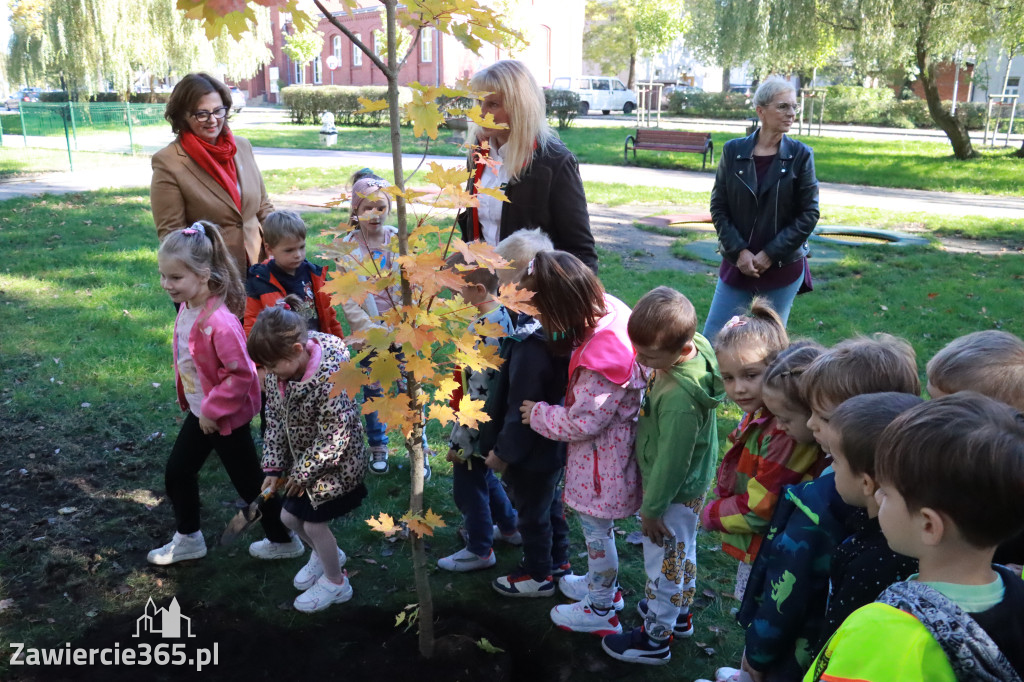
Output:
[184, 0, 528, 658]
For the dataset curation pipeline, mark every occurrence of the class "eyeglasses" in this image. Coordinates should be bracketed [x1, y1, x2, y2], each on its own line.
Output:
[773, 103, 802, 115]
[191, 107, 230, 123]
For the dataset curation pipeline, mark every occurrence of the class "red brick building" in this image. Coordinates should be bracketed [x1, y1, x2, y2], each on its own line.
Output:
[240, 0, 584, 104]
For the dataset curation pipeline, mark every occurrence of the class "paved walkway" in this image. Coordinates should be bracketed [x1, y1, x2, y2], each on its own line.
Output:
[1, 146, 1023, 220]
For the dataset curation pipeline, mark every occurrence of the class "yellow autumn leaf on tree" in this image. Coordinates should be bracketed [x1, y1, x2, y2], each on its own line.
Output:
[405, 90, 446, 139]
[475, 184, 509, 203]
[453, 239, 508, 274]
[356, 96, 389, 114]
[366, 512, 399, 536]
[405, 354, 437, 382]
[496, 281, 539, 316]
[328, 359, 371, 401]
[321, 269, 371, 307]
[432, 186, 478, 211]
[363, 393, 415, 433]
[368, 352, 403, 387]
[465, 104, 509, 131]
[397, 252, 467, 299]
[456, 397, 490, 430]
[425, 162, 471, 190]
[427, 402, 457, 427]
[435, 376, 460, 402]
[475, 320, 511, 341]
[393, 320, 435, 350]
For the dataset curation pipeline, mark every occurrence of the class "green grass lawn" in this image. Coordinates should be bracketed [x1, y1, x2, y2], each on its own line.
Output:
[1, 178, 1022, 680]
[234, 122, 1024, 197]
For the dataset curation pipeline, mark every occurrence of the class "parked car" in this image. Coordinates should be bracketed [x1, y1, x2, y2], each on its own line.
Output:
[550, 76, 637, 116]
[230, 87, 246, 114]
[5, 88, 42, 111]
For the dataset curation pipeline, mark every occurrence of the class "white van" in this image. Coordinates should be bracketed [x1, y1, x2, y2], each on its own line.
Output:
[550, 76, 637, 116]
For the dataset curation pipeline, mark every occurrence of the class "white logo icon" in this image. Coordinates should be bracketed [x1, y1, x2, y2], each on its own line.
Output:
[133, 597, 195, 639]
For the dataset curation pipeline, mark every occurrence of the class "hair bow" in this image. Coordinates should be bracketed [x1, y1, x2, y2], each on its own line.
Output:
[182, 222, 206, 237]
[724, 315, 748, 330]
[526, 258, 535, 276]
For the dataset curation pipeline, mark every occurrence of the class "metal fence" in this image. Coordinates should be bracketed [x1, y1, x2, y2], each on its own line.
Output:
[0, 102, 174, 172]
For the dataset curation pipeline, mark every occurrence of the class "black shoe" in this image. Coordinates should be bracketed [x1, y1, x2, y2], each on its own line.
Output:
[601, 626, 671, 666]
[636, 599, 694, 637]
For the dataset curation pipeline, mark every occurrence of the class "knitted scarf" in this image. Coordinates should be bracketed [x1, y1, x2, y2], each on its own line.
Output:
[878, 580, 1021, 682]
[180, 128, 241, 211]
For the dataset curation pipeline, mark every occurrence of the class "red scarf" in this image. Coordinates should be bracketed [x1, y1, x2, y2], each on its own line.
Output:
[180, 128, 241, 211]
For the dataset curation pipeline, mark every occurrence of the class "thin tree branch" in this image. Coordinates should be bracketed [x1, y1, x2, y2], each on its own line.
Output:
[398, 27, 422, 70]
[312, 0, 391, 76]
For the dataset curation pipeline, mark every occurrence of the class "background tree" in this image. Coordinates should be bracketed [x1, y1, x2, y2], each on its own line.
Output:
[281, 27, 325, 75]
[8, 0, 47, 88]
[584, 0, 688, 89]
[7, 0, 271, 97]
[709, 0, 1022, 159]
[684, 0, 836, 92]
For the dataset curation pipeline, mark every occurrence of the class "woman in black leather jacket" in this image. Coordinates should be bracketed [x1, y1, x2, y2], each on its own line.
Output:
[456, 60, 598, 272]
[703, 77, 819, 340]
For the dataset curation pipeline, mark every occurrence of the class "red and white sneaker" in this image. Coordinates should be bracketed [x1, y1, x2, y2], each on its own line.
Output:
[550, 596, 623, 636]
[492, 570, 555, 598]
[558, 573, 625, 611]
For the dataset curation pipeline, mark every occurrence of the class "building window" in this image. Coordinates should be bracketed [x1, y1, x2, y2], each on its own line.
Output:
[373, 31, 382, 57]
[293, 59, 303, 84]
[332, 35, 343, 64]
[1005, 77, 1020, 96]
[313, 56, 322, 84]
[421, 27, 433, 63]
[353, 33, 363, 66]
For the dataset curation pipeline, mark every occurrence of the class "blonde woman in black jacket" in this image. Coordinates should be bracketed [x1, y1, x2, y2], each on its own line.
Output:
[457, 60, 598, 272]
[703, 77, 819, 340]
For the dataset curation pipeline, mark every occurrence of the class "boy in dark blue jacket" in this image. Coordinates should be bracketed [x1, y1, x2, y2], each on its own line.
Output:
[478, 229, 570, 598]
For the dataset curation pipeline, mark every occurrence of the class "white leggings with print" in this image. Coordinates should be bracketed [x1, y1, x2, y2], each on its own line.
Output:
[641, 500, 701, 640]
[577, 513, 620, 610]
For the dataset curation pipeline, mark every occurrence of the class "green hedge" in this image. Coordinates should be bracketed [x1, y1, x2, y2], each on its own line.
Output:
[545, 88, 580, 130]
[281, 85, 412, 125]
[669, 91, 753, 119]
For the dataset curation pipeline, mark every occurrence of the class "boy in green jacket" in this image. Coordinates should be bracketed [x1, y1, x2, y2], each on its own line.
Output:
[602, 286, 725, 666]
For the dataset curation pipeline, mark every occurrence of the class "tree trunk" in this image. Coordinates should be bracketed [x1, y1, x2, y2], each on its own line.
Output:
[914, 2, 975, 159]
[627, 52, 636, 90]
[722, 66, 731, 93]
[382, 0, 435, 660]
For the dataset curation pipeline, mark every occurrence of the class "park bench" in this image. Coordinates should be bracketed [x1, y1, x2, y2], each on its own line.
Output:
[624, 129, 714, 170]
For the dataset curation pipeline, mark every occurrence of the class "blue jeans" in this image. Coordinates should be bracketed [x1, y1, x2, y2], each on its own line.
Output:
[359, 354, 388, 448]
[702, 273, 804, 343]
[503, 466, 570, 581]
[452, 460, 518, 556]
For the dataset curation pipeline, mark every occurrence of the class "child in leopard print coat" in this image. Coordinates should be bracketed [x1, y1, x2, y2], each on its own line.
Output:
[247, 295, 367, 613]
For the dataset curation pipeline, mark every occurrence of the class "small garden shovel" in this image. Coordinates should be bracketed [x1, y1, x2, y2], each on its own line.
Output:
[219, 486, 275, 546]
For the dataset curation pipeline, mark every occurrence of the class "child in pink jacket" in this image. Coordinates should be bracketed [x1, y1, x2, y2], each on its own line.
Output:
[519, 251, 644, 637]
[149, 221, 300, 566]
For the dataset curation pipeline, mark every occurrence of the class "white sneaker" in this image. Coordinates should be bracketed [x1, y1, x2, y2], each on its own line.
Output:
[249, 532, 305, 560]
[294, 574, 353, 613]
[558, 573, 625, 611]
[550, 595, 622, 636]
[293, 548, 348, 590]
[437, 547, 496, 572]
[368, 445, 389, 474]
[147, 531, 207, 565]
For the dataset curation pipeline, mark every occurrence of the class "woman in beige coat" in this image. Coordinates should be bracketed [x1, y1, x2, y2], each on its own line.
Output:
[151, 73, 273, 276]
